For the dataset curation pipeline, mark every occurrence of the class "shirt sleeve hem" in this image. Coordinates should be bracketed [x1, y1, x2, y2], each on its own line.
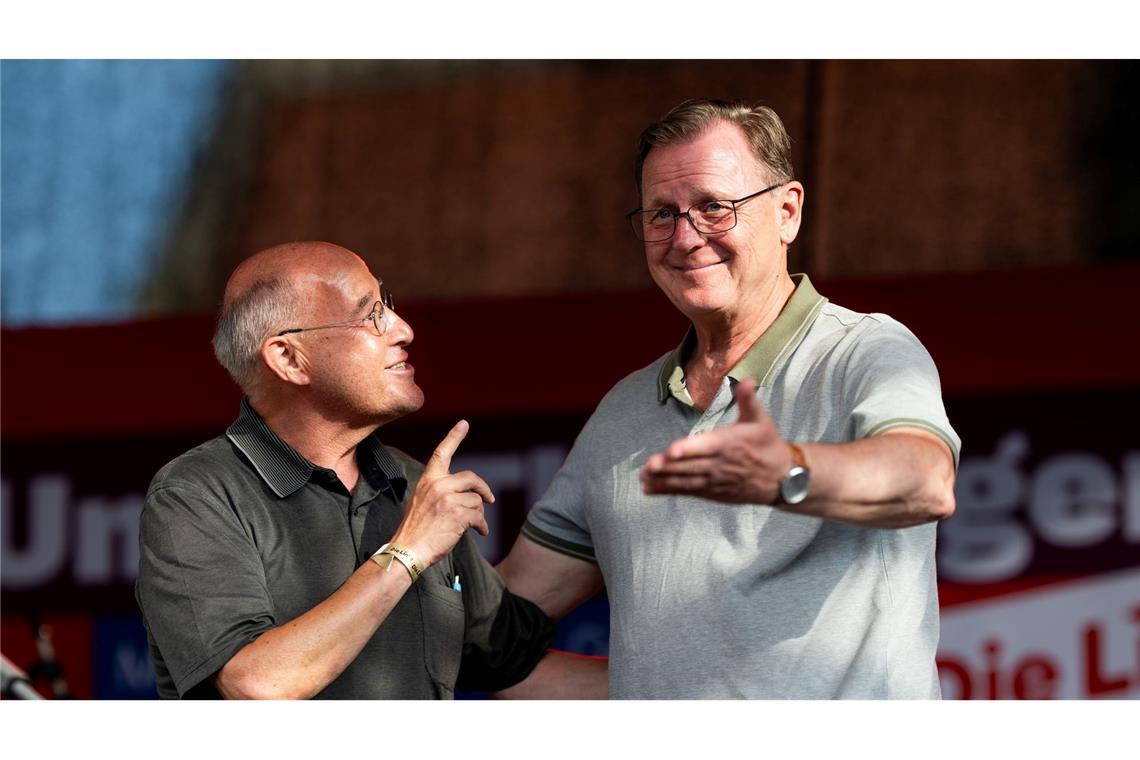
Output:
[520, 521, 597, 564]
[173, 636, 265, 699]
[864, 417, 961, 468]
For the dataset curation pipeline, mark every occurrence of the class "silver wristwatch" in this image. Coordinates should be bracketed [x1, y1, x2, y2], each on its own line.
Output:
[777, 443, 811, 505]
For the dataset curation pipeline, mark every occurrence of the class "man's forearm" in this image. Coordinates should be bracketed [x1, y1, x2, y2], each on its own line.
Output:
[496, 535, 605, 621]
[797, 430, 955, 528]
[215, 560, 412, 699]
[642, 380, 956, 527]
[491, 650, 608, 700]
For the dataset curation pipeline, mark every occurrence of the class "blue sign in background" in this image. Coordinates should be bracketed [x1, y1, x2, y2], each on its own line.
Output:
[94, 615, 158, 699]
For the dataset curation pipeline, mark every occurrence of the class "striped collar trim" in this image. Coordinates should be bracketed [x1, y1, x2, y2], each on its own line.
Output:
[226, 397, 406, 499]
[656, 273, 828, 403]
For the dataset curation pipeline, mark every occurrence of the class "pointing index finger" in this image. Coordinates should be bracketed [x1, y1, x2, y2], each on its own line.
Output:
[427, 419, 469, 475]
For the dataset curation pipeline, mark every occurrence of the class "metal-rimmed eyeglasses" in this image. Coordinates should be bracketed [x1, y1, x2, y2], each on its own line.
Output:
[625, 182, 787, 243]
[276, 284, 395, 337]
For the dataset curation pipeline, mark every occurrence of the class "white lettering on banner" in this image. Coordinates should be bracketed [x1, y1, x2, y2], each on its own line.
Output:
[940, 432, 1033, 582]
[0, 443, 570, 589]
[1, 475, 70, 589]
[0, 475, 142, 589]
[1029, 453, 1117, 546]
[452, 444, 567, 562]
[75, 496, 144, 585]
[1125, 453, 1140, 542]
[937, 567, 1140, 699]
[449, 454, 517, 560]
[940, 431, 1140, 583]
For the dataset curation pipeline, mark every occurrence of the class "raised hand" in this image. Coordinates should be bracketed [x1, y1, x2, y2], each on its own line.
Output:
[640, 379, 794, 504]
[390, 420, 496, 566]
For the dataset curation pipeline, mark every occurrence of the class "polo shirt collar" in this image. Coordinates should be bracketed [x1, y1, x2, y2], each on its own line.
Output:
[226, 397, 407, 499]
[656, 273, 828, 403]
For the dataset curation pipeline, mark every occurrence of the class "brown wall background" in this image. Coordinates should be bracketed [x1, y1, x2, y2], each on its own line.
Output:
[139, 60, 1138, 312]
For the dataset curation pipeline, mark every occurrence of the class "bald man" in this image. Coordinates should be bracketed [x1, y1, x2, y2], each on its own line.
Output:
[136, 242, 604, 699]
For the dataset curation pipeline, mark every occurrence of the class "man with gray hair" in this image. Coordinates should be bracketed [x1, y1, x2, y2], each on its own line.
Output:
[498, 99, 960, 698]
[137, 241, 605, 698]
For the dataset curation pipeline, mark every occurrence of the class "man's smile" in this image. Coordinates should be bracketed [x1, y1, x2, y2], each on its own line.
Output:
[673, 259, 727, 272]
[385, 354, 411, 371]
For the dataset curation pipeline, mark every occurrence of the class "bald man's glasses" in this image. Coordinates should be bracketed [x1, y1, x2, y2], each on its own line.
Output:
[625, 183, 786, 243]
[276, 285, 395, 338]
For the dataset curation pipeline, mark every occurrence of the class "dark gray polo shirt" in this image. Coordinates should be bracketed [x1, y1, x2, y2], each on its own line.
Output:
[136, 398, 555, 699]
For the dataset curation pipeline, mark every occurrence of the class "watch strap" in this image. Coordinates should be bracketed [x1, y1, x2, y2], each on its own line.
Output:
[775, 443, 811, 506]
[788, 443, 808, 470]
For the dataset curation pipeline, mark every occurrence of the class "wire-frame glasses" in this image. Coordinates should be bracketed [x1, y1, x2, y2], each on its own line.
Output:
[625, 183, 786, 243]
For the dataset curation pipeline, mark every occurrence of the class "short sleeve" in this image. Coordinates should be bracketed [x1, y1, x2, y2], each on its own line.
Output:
[520, 420, 599, 563]
[842, 317, 961, 466]
[136, 481, 276, 697]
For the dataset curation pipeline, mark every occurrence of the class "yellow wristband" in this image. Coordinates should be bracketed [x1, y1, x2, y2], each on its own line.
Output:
[370, 543, 425, 582]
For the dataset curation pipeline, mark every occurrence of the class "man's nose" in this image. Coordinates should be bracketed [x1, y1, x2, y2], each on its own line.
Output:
[387, 311, 414, 345]
[672, 212, 706, 248]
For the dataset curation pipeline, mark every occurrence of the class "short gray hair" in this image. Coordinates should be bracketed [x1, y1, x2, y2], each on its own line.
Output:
[635, 99, 795, 194]
[212, 277, 298, 393]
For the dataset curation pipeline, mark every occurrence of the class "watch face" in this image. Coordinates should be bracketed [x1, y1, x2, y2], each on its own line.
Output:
[781, 466, 811, 505]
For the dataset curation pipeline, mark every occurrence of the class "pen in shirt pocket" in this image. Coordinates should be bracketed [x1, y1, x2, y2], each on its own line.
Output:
[451, 574, 462, 592]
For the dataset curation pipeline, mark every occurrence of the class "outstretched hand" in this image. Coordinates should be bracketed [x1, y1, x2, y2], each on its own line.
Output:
[640, 379, 794, 504]
[391, 420, 496, 567]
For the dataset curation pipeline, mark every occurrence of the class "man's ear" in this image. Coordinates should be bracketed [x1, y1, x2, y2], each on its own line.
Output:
[261, 335, 312, 387]
[778, 181, 805, 246]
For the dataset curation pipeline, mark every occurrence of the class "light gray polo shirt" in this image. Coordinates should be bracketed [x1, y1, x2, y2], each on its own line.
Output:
[522, 274, 960, 699]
